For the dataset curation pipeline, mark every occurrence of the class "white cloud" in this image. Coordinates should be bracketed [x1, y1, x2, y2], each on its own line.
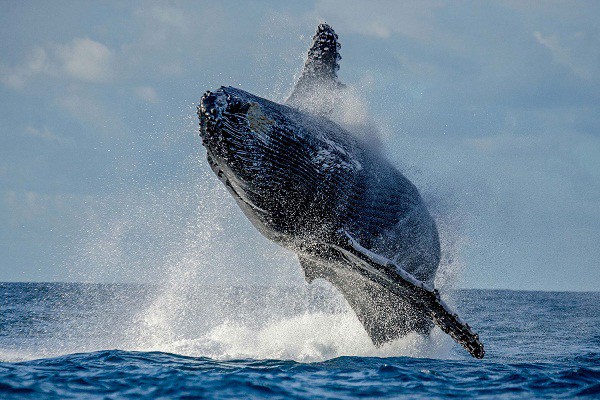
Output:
[0, 47, 50, 89]
[58, 93, 104, 124]
[57, 37, 114, 82]
[534, 32, 576, 73]
[158, 62, 184, 76]
[534, 31, 599, 80]
[0, 66, 26, 90]
[23, 125, 73, 146]
[4, 190, 51, 223]
[313, 0, 443, 41]
[134, 86, 159, 103]
[148, 5, 187, 29]
[133, 5, 193, 46]
[0, 37, 113, 89]
[2, 189, 91, 230]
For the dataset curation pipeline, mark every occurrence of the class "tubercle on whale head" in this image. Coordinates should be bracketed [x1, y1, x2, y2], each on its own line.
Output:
[199, 88, 245, 143]
[197, 87, 257, 167]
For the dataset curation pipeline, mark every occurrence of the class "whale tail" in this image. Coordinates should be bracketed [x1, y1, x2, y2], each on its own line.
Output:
[286, 23, 345, 115]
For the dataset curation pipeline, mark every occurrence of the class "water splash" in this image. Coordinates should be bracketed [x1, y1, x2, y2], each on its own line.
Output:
[142, 312, 453, 362]
[56, 25, 469, 363]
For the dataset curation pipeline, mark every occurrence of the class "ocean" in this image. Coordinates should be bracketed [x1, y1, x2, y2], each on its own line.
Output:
[0, 283, 598, 398]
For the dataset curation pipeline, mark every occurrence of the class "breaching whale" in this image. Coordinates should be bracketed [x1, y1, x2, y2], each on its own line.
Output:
[197, 24, 484, 358]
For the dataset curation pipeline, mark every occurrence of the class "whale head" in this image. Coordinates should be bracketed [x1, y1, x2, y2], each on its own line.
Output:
[198, 86, 332, 242]
[198, 87, 277, 213]
[198, 87, 268, 185]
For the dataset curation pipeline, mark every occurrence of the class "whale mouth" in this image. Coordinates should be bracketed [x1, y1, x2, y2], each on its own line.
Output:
[204, 147, 269, 216]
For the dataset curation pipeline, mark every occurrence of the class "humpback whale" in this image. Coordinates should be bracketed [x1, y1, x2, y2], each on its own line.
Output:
[197, 24, 484, 358]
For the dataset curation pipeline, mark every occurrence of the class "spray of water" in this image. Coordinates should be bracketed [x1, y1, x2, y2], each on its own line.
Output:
[36, 25, 468, 363]
[120, 162, 456, 361]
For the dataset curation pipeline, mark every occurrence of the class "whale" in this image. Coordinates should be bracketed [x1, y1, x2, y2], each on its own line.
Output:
[197, 24, 484, 358]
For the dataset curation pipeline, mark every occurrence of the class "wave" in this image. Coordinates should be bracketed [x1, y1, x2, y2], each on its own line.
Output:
[2, 350, 599, 399]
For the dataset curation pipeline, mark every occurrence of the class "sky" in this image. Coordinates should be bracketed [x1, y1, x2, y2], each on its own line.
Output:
[0, 1, 598, 291]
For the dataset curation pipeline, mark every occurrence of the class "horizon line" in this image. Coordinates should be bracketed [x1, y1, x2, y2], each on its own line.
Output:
[0, 281, 598, 294]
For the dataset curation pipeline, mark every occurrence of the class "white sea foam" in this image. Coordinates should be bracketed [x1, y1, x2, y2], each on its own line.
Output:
[131, 307, 454, 362]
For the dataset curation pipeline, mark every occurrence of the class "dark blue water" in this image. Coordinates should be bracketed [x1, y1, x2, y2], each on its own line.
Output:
[1, 283, 599, 399]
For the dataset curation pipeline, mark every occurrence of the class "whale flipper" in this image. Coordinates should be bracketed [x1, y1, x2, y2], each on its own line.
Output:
[327, 232, 485, 359]
[299, 255, 432, 345]
[286, 23, 344, 115]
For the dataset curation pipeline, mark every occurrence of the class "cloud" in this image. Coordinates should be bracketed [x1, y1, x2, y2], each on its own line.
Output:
[0, 47, 50, 89]
[58, 93, 104, 124]
[313, 0, 443, 41]
[23, 125, 72, 146]
[134, 86, 159, 103]
[534, 31, 599, 81]
[0, 37, 113, 89]
[132, 4, 194, 47]
[147, 5, 187, 29]
[57, 37, 114, 82]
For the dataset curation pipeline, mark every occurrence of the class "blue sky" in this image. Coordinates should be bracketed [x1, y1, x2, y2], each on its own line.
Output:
[1, 1, 598, 291]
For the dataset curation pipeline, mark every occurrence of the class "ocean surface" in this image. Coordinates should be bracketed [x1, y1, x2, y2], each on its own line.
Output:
[1, 283, 598, 399]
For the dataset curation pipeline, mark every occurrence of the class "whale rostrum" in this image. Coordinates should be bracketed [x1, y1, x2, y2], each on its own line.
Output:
[197, 24, 484, 359]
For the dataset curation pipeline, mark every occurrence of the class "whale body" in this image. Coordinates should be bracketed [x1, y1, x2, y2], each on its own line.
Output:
[197, 24, 484, 358]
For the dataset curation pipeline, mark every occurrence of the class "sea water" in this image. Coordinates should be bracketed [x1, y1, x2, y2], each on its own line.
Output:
[0, 282, 598, 398]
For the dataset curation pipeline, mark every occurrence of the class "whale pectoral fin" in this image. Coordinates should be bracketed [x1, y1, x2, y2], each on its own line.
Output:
[298, 254, 431, 345]
[298, 255, 326, 283]
[286, 23, 344, 115]
[328, 232, 485, 359]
